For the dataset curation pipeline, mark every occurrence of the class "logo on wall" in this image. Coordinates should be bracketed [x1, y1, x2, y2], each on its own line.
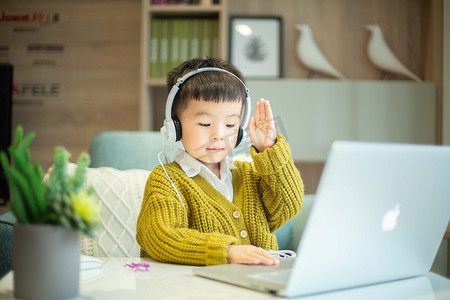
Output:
[25, 44, 65, 67]
[27, 44, 65, 55]
[12, 82, 61, 106]
[13, 83, 60, 97]
[0, 12, 59, 24]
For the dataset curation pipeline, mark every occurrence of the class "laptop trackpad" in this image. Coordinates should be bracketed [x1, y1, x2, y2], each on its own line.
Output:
[246, 259, 294, 285]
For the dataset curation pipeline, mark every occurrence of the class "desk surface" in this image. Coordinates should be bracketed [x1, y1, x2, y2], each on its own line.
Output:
[1, 257, 450, 300]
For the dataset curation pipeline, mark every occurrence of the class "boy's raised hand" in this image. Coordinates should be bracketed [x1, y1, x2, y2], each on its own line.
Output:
[227, 245, 279, 265]
[249, 98, 277, 153]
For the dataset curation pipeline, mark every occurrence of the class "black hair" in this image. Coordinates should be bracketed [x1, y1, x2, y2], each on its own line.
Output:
[166, 58, 246, 118]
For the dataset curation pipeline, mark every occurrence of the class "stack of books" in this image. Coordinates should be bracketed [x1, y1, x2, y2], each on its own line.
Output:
[149, 18, 219, 79]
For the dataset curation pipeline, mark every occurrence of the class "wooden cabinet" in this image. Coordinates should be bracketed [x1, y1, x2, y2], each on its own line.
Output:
[140, 0, 229, 130]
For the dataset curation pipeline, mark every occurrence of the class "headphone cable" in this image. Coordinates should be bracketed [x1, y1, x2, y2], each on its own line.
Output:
[158, 137, 186, 208]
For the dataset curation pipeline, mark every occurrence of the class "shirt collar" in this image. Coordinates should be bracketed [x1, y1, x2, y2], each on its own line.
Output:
[173, 148, 236, 178]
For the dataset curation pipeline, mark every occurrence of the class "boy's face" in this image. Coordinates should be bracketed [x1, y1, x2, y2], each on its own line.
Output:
[178, 98, 243, 169]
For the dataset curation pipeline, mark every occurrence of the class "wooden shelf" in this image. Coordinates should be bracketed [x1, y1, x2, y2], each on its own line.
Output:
[148, 4, 223, 15]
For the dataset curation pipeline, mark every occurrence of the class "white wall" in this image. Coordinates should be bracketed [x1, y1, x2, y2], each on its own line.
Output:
[247, 80, 435, 161]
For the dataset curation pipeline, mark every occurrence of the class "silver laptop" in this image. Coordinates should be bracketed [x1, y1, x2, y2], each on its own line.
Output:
[194, 141, 450, 297]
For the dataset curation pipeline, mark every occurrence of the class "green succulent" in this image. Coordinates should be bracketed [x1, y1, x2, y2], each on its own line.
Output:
[0, 126, 100, 238]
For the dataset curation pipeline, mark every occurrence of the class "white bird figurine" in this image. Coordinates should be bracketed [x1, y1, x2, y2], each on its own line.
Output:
[294, 24, 346, 80]
[365, 24, 421, 82]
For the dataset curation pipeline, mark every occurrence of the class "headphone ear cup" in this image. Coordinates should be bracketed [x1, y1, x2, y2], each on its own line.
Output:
[235, 127, 244, 147]
[173, 116, 182, 142]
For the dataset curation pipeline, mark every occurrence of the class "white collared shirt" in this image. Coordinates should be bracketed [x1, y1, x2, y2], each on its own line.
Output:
[173, 148, 236, 202]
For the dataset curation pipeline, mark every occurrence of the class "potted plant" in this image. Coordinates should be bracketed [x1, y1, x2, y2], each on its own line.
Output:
[0, 126, 100, 299]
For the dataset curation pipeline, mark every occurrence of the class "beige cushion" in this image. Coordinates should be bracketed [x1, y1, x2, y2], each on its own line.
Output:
[65, 163, 150, 257]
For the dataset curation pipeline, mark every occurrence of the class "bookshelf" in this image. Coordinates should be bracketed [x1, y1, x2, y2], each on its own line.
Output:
[140, 0, 229, 130]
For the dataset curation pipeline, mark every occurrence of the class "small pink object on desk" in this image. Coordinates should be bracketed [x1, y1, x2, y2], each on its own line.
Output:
[124, 262, 151, 272]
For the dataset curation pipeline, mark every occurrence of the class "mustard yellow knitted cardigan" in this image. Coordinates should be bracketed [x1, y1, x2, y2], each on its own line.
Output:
[136, 134, 304, 265]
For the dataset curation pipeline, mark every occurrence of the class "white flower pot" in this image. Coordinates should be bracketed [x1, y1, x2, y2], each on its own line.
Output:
[13, 224, 80, 299]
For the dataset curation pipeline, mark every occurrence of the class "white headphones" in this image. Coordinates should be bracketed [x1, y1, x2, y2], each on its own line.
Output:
[160, 67, 251, 147]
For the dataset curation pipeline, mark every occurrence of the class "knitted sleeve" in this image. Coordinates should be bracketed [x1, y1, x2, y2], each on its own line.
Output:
[250, 134, 304, 232]
[136, 167, 238, 266]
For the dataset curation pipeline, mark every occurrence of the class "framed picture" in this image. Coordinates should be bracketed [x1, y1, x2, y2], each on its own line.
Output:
[229, 16, 282, 78]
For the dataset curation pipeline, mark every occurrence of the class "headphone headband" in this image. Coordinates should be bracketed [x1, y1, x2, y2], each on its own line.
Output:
[164, 67, 251, 130]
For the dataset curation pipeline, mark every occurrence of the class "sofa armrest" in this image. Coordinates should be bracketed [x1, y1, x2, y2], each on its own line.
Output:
[274, 194, 315, 251]
[288, 194, 315, 251]
[0, 211, 16, 279]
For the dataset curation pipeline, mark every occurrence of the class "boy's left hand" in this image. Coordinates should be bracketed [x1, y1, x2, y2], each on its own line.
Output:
[249, 98, 277, 153]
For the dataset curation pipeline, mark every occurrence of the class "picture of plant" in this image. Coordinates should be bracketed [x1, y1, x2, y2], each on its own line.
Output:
[229, 16, 282, 78]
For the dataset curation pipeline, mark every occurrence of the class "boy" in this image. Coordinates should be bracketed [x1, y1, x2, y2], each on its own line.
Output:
[136, 58, 303, 265]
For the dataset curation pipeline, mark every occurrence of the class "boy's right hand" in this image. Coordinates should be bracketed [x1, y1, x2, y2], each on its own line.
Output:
[227, 245, 279, 265]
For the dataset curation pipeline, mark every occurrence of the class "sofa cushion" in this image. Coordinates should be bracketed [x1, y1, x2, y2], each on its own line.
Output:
[65, 163, 150, 258]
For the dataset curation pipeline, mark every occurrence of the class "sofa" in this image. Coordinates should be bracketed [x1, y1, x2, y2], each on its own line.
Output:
[0, 131, 312, 278]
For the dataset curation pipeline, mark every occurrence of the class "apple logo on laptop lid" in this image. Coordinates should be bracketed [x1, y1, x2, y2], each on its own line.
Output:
[381, 204, 401, 232]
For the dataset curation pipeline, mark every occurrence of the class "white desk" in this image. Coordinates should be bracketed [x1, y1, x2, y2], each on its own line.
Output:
[1, 257, 450, 300]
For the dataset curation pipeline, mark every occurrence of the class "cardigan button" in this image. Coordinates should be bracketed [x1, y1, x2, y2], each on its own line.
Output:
[232, 211, 240, 218]
[240, 230, 248, 238]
